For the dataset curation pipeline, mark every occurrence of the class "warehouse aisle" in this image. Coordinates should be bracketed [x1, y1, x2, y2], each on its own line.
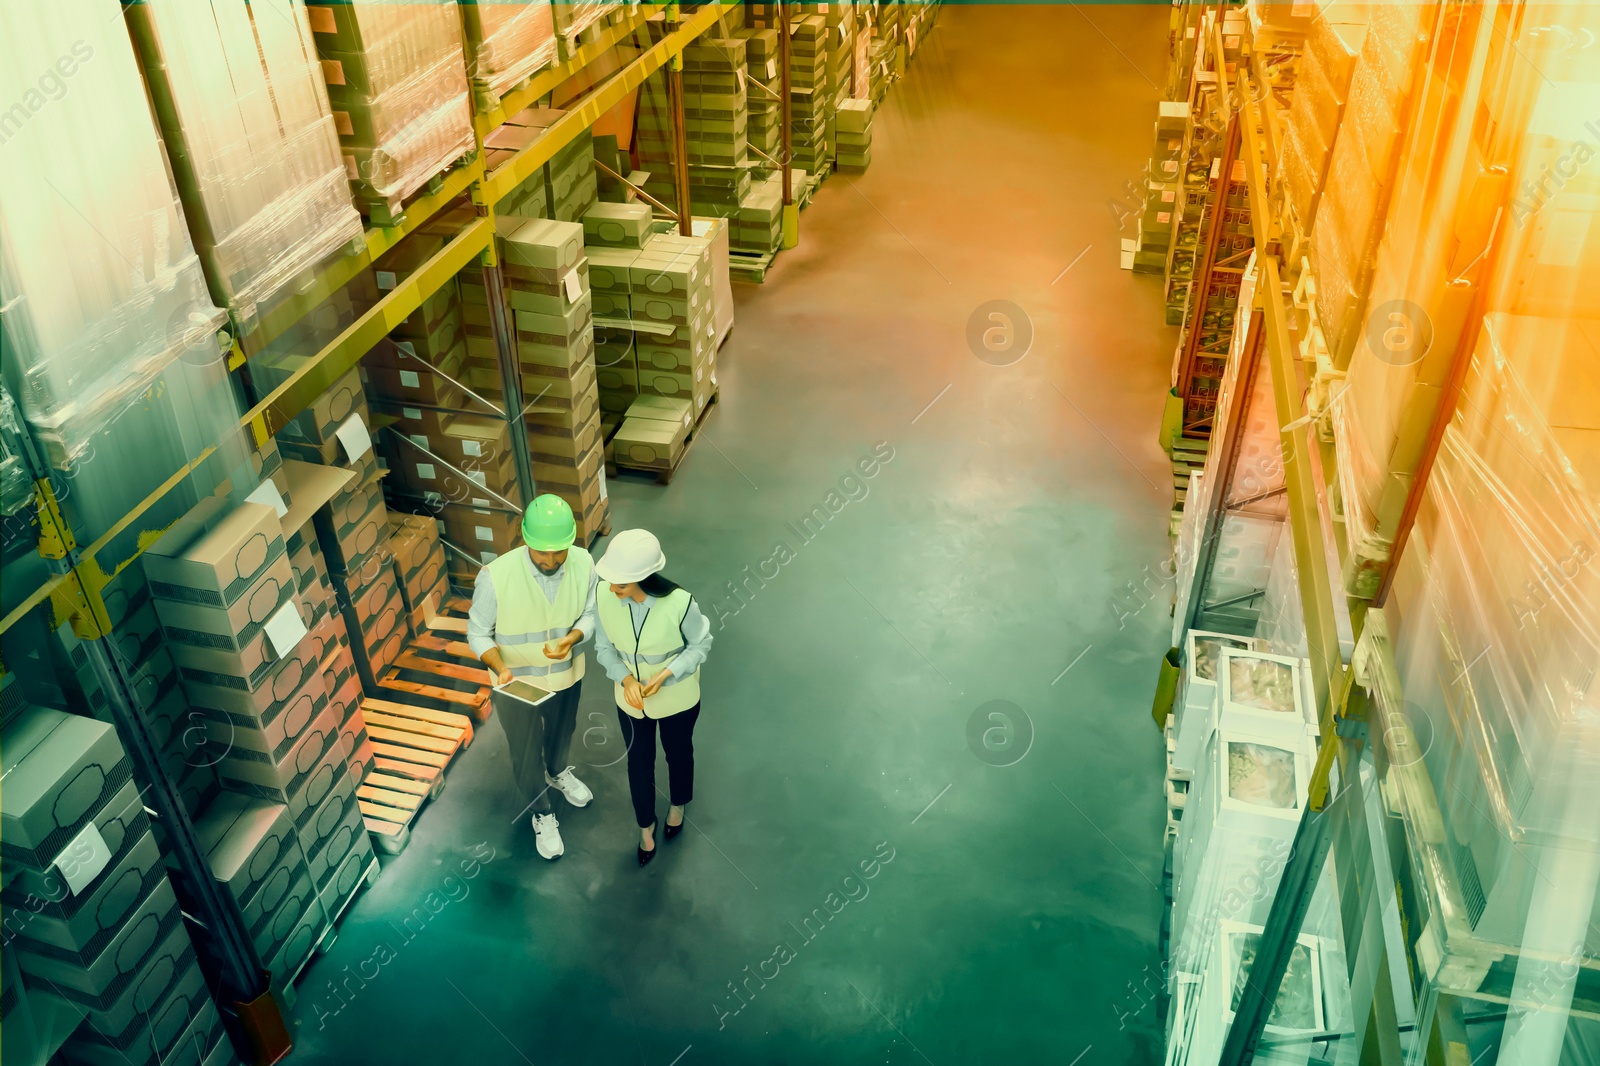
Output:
[290, 7, 1177, 1063]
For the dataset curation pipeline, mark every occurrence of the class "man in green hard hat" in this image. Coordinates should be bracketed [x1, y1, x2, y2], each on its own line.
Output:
[467, 494, 598, 860]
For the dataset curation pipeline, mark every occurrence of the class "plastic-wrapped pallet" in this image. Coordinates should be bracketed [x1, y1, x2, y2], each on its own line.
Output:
[125, 0, 365, 336]
[551, 0, 611, 57]
[305, 0, 476, 225]
[0, 0, 256, 546]
[459, 0, 559, 107]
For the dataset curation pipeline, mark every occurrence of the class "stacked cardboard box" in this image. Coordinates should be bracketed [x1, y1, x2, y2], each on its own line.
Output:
[790, 16, 831, 175]
[739, 29, 782, 165]
[731, 175, 783, 257]
[388, 514, 450, 633]
[612, 395, 695, 475]
[868, 37, 894, 107]
[481, 106, 598, 223]
[836, 98, 873, 171]
[549, 126, 599, 224]
[824, 4, 856, 166]
[588, 245, 643, 416]
[2, 705, 230, 1066]
[498, 218, 609, 549]
[637, 37, 753, 216]
[630, 233, 718, 418]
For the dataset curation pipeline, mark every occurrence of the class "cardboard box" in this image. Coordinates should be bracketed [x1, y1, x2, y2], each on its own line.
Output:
[0, 708, 133, 873]
[316, 486, 390, 577]
[6, 830, 164, 958]
[177, 599, 328, 713]
[153, 555, 297, 655]
[437, 503, 520, 565]
[613, 416, 689, 470]
[2, 778, 146, 910]
[295, 771, 361, 887]
[144, 500, 286, 610]
[73, 953, 206, 1063]
[250, 870, 319, 965]
[216, 702, 342, 798]
[14, 880, 180, 1008]
[502, 216, 585, 272]
[316, 840, 376, 919]
[199, 665, 330, 767]
[582, 201, 653, 248]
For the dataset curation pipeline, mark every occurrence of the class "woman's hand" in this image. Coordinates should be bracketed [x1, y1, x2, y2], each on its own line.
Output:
[622, 674, 646, 711]
[640, 671, 668, 700]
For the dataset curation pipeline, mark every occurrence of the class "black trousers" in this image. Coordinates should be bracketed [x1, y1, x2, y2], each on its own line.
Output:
[616, 703, 701, 829]
[493, 681, 581, 816]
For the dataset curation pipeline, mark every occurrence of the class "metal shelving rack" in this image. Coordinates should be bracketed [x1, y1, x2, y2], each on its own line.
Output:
[0, 4, 729, 1060]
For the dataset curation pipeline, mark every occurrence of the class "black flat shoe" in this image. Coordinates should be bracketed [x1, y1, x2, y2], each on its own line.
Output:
[664, 817, 684, 842]
[638, 820, 657, 867]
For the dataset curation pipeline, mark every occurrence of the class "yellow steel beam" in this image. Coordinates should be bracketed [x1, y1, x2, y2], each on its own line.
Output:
[482, 4, 724, 205]
[1240, 94, 1345, 765]
[473, 6, 667, 138]
[244, 220, 493, 448]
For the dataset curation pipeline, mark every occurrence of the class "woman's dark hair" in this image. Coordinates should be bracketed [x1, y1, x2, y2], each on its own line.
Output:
[638, 573, 680, 597]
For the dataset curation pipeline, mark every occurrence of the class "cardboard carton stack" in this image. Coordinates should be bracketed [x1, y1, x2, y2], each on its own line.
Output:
[549, 125, 600, 224]
[481, 106, 598, 223]
[612, 394, 696, 476]
[388, 514, 450, 634]
[739, 29, 782, 165]
[630, 232, 718, 419]
[2, 705, 230, 1066]
[836, 98, 873, 171]
[789, 16, 832, 176]
[637, 36, 753, 217]
[583, 204, 655, 418]
[825, 4, 856, 161]
[1131, 102, 1186, 282]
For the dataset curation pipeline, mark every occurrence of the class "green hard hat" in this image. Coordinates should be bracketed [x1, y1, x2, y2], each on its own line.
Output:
[521, 495, 576, 551]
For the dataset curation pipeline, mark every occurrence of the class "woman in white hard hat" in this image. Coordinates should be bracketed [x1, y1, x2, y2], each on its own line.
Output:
[591, 529, 712, 867]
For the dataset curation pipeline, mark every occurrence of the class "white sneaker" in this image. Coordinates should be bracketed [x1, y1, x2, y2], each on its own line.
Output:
[532, 814, 564, 860]
[545, 766, 593, 808]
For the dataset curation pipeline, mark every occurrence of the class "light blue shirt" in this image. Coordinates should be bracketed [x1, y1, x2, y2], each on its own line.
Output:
[466, 549, 599, 659]
[592, 592, 713, 684]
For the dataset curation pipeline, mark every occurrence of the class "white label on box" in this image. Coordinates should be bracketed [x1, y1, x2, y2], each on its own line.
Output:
[53, 822, 112, 896]
[416, 463, 436, 480]
[307, 6, 337, 33]
[335, 415, 372, 462]
[320, 58, 345, 85]
[480, 551, 496, 564]
[475, 525, 494, 541]
[344, 155, 359, 181]
[425, 492, 443, 508]
[598, 467, 608, 501]
[737, 69, 747, 92]
[462, 440, 482, 457]
[333, 111, 354, 137]
[767, 58, 777, 80]
[264, 600, 308, 659]
[376, 270, 397, 290]
[410, 434, 429, 450]
[1158, 211, 1171, 224]
[563, 270, 583, 302]
[1161, 189, 1175, 203]
[245, 480, 289, 518]
[403, 406, 422, 419]
[400, 370, 421, 388]
[468, 471, 487, 487]
[395, 340, 416, 358]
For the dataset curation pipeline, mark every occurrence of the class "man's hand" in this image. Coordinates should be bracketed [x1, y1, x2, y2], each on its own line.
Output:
[622, 674, 645, 711]
[640, 670, 669, 700]
[542, 629, 582, 661]
[481, 648, 513, 687]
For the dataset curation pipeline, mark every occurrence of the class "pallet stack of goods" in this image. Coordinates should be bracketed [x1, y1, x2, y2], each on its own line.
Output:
[584, 203, 657, 420]
[824, 4, 856, 160]
[124, 0, 366, 338]
[636, 34, 753, 228]
[551, 0, 612, 60]
[2, 704, 234, 1065]
[141, 493, 382, 1002]
[1276, 17, 1364, 241]
[498, 217, 611, 546]
[305, 0, 476, 227]
[1129, 102, 1186, 282]
[740, 28, 783, 166]
[458, 0, 558, 111]
[483, 106, 600, 225]
[789, 15, 833, 180]
[836, 98, 874, 172]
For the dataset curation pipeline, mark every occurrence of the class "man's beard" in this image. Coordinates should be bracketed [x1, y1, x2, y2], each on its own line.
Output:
[534, 561, 562, 575]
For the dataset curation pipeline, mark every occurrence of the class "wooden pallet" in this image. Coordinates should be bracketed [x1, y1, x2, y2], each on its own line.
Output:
[729, 248, 778, 284]
[374, 597, 492, 722]
[608, 390, 719, 486]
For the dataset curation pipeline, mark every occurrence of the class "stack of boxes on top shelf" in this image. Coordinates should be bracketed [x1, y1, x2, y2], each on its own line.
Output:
[1130, 101, 1186, 286]
[2, 693, 232, 1066]
[136, 479, 379, 1006]
[741, 29, 782, 165]
[836, 98, 873, 171]
[824, 5, 855, 152]
[586, 202, 657, 420]
[497, 215, 610, 549]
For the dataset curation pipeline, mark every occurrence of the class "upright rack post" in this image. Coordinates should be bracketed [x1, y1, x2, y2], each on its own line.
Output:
[665, 4, 694, 237]
[780, 0, 798, 248]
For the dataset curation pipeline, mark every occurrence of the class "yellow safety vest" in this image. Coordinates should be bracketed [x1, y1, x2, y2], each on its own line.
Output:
[485, 546, 592, 691]
[597, 588, 701, 718]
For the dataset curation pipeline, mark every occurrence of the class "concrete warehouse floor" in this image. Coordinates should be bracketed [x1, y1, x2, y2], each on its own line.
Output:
[289, 6, 1178, 1063]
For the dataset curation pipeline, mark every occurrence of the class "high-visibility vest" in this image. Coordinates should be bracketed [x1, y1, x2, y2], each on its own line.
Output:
[484, 546, 592, 691]
[597, 588, 701, 718]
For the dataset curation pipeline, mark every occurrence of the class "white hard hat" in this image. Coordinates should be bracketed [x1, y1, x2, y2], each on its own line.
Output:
[595, 529, 667, 584]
